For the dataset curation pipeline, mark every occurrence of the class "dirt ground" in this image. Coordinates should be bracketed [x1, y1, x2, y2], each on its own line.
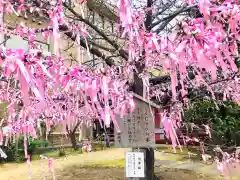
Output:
[57, 166, 223, 180]
[0, 148, 225, 180]
[0, 163, 224, 180]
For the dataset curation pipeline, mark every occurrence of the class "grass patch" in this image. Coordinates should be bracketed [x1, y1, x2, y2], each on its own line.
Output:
[155, 145, 199, 162]
[155, 153, 187, 161]
[32, 151, 59, 160]
[86, 159, 125, 168]
[31, 148, 83, 160]
[156, 145, 198, 155]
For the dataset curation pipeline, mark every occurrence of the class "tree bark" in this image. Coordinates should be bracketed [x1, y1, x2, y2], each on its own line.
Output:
[66, 121, 81, 150]
[69, 132, 78, 150]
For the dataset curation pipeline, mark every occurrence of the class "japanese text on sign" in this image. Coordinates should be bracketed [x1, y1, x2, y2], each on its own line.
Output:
[125, 152, 145, 178]
[115, 98, 155, 148]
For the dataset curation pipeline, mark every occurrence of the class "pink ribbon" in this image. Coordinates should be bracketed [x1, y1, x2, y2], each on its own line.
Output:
[48, 158, 56, 180]
[27, 155, 32, 180]
[0, 129, 3, 146]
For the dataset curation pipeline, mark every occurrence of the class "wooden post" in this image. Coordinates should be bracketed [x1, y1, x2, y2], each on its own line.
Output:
[143, 147, 155, 180]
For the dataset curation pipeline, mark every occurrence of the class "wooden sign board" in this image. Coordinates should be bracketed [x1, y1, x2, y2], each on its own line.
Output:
[115, 97, 155, 148]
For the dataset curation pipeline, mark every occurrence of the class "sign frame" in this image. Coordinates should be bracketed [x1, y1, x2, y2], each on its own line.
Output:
[125, 151, 145, 179]
[115, 97, 156, 148]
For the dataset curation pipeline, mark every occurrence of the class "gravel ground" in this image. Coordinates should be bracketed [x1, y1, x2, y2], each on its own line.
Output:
[57, 166, 224, 180]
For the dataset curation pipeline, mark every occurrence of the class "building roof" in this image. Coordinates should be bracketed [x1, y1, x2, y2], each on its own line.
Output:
[132, 92, 161, 109]
[87, 0, 118, 22]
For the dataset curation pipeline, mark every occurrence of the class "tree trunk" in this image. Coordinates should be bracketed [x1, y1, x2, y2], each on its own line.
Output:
[145, 147, 155, 180]
[66, 120, 81, 150]
[69, 133, 77, 150]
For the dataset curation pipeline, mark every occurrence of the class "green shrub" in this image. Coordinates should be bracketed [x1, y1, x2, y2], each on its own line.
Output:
[92, 143, 105, 151]
[31, 155, 41, 161]
[58, 147, 66, 157]
[28, 138, 49, 157]
[30, 139, 49, 147]
[0, 143, 25, 163]
[184, 100, 240, 145]
[0, 137, 49, 163]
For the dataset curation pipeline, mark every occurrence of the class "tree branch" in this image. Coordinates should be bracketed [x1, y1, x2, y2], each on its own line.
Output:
[63, 2, 128, 60]
[66, 124, 71, 135]
[58, 24, 115, 66]
[152, 4, 197, 33]
[155, 0, 177, 17]
[72, 120, 81, 134]
[145, 0, 153, 32]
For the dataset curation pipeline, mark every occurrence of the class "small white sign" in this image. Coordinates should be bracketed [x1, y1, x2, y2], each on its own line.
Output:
[0, 148, 7, 159]
[126, 152, 145, 178]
